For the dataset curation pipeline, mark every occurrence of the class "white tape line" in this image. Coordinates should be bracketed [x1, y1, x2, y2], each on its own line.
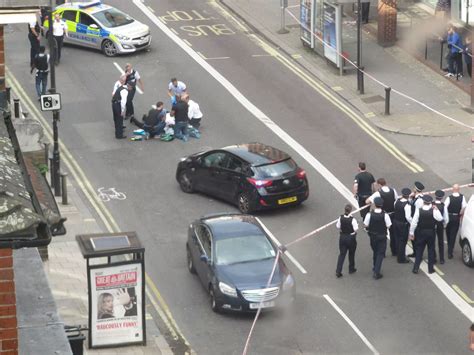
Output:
[324, 294, 380, 355]
[113, 62, 144, 94]
[255, 217, 308, 274]
[133, 0, 356, 208]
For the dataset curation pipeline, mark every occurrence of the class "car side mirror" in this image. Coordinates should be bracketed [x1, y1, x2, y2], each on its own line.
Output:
[90, 24, 99, 29]
[200, 255, 209, 264]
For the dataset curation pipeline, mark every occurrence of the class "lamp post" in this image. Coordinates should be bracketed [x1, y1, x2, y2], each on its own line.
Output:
[48, 2, 61, 196]
[357, 0, 363, 93]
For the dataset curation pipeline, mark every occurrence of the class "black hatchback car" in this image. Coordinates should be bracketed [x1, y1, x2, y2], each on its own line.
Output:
[176, 143, 309, 213]
[186, 213, 296, 313]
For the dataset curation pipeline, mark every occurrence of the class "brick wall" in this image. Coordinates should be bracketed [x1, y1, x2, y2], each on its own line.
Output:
[0, 249, 17, 355]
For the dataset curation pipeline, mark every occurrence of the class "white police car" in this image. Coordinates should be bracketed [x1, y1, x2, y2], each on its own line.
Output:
[45, 1, 151, 57]
[460, 194, 474, 267]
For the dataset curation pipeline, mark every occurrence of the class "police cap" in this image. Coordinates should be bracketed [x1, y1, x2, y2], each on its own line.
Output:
[414, 181, 425, 192]
[401, 188, 411, 196]
[374, 197, 384, 207]
[422, 195, 433, 203]
[435, 190, 445, 199]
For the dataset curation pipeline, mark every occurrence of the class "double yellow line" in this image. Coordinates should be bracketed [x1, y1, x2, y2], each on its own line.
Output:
[5, 67, 191, 351]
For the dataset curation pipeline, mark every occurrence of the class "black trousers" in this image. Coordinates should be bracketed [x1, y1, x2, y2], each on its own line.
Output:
[357, 195, 370, 220]
[369, 234, 386, 275]
[29, 33, 40, 66]
[388, 215, 397, 256]
[336, 233, 357, 274]
[434, 222, 445, 262]
[126, 87, 136, 117]
[446, 214, 460, 256]
[54, 35, 64, 62]
[112, 101, 123, 138]
[361, 2, 370, 23]
[392, 220, 409, 262]
[413, 229, 435, 272]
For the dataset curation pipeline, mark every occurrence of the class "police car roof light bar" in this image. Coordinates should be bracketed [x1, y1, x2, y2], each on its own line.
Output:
[78, 1, 102, 9]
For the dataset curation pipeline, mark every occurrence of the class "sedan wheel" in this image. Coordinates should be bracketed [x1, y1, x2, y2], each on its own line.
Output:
[238, 192, 254, 214]
[462, 240, 473, 267]
[102, 39, 118, 57]
[209, 287, 221, 313]
[178, 170, 194, 193]
[186, 245, 196, 274]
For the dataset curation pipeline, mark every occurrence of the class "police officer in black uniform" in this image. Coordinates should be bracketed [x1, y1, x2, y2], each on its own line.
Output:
[445, 184, 467, 259]
[392, 188, 412, 264]
[28, 16, 41, 67]
[364, 197, 392, 280]
[124, 63, 144, 120]
[433, 190, 448, 264]
[352, 162, 375, 220]
[335, 204, 359, 278]
[407, 181, 425, 258]
[111, 79, 130, 139]
[409, 195, 443, 274]
[31, 46, 49, 99]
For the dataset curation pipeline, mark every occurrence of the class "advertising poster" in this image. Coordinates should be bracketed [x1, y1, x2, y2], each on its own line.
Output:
[323, 3, 339, 66]
[300, 0, 313, 45]
[89, 262, 143, 347]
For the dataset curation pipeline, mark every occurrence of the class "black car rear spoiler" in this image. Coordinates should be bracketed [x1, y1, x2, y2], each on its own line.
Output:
[200, 212, 243, 220]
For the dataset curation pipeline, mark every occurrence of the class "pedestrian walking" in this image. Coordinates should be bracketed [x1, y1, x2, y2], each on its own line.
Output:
[352, 162, 375, 220]
[168, 77, 187, 105]
[463, 36, 472, 78]
[409, 195, 443, 274]
[433, 190, 449, 264]
[366, 178, 398, 256]
[445, 184, 467, 259]
[31, 45, 49, 100]
[445, 24, 463, 78]
[185, 94, 203, 129]
[364, 197, 392, 280]
[111, 77, 130, 139]
[171, 94, 189, 141]
[407, 181, 425, 257]
[52, 13, 68, 64]
[124, 63, 144, 120]
[392, 188, 412, 264]
[28, 14, 41, 67]
[335, 204, 358, 278]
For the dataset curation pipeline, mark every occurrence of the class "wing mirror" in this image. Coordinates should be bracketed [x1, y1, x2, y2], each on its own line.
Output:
[90, 24, 99, 29]
[200, 255, 210, 264]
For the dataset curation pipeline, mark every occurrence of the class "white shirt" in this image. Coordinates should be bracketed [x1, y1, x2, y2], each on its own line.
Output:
[112, 84, 128, 114]
[394, 198, 413, 224]
[409, 204, 443, 235]
[363, 208, 392, 228]
[367, 186, 399, 203]
[168, 81, 186, 95]
[52, 19, 67, 37]
[187, 99, 203, 119]
[411, 193, 424, 210]
[336, 215, 359, 235]
[444, 193, 467, 214]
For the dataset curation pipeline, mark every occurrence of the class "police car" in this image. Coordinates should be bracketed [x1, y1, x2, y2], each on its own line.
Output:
[44, 1, 151, 57]
[460, 194, 474, 267]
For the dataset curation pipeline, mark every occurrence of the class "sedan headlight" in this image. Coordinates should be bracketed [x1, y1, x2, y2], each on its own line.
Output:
[219, 282, 238, 298]
[282, 274, 295, 291]
[116, 34, 130, 41]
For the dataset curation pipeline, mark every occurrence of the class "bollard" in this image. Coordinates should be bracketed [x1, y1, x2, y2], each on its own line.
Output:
[44, 142, 50, 166]
[5, 87, 10, 104]
[60, 172, 68, 205]
[277, 0, 289, 34]
[424, 39, 428, 60]
[359, 66, 365, 95]
[49, 157, 54, 188]
[13, 99, 19, 119]
[385, 87, 391, 115]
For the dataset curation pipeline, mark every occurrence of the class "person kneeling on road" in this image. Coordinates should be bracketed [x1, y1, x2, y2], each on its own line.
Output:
[132, 101, 167, 139]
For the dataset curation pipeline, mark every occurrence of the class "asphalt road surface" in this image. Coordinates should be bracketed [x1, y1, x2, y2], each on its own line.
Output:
[5, 0, 473, 354]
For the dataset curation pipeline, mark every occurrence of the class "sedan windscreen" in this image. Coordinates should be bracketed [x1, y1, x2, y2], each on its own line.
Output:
[253, 159, 297, 178]
[215, 235, 276, 265]
[94, 8, 134, 28]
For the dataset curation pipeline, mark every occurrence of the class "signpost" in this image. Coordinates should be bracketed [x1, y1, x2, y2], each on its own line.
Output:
[40, 93, 61, 111]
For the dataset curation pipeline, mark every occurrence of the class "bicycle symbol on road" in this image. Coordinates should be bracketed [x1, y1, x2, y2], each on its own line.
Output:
[97, 187, 126, 202]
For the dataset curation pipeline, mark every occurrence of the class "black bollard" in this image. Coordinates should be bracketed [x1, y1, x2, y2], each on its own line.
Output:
[60, 172, 68, 205]
[385, 87, 391, 115]
[13, 99, 19, 119]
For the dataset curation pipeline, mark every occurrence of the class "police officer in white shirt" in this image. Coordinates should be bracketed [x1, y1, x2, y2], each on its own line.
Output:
[111, 77, 130, 139]
[392, 188, 413, 263]
[124, 63, 143, 120]
[406, 181, 425, 257]
[444, 184, 467, 259]
[335, 204, 359, 278]
[409, 195, 443, 274]
[52, 13, 68, 64]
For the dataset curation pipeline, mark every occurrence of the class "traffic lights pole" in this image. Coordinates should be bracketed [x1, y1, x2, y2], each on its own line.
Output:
[48, 3, 61, 196]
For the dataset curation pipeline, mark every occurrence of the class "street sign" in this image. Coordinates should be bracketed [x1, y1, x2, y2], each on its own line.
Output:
[40, 93, 61, 111]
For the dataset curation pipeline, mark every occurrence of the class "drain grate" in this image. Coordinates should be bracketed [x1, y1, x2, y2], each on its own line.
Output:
[361, 95, 385, 104]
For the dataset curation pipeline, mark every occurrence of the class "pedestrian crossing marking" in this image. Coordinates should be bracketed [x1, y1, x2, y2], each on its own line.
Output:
[452, 285, 474, 304]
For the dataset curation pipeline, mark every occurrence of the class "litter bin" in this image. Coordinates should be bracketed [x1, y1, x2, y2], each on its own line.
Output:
[65, 325, 86, 355]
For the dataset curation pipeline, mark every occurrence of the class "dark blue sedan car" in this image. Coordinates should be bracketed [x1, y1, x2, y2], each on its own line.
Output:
[186, 213, 296, 313]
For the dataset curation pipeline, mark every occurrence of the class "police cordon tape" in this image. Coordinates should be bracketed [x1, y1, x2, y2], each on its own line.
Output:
[284, 10, 474, 131]
[241, 182, 473, 354]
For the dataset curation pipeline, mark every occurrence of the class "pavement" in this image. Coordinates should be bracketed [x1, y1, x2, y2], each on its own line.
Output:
[43, 175, 173, 354]
[220, 0, 473, 184]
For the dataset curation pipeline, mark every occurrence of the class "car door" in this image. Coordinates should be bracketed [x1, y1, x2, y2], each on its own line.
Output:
[77, 12, 102, 48]
[59, 10, 78, 44]
[193, 151, 228, 198]
[194, 224, 213, 286]
[219, 154, 245, 201]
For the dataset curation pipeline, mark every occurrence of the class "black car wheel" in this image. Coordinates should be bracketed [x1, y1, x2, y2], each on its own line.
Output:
[186, 244, 196, 274]
[102, 39, 118, 57]
[209, 286, 221, 313]
[237, 192, 255, 214]
[178, 170, 194, 193]
[461, 240, 473, 267]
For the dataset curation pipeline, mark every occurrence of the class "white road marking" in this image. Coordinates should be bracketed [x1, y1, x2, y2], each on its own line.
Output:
[134, 0, 474, 323]
[324, 294, 380, 355]
[113, 62, 144, 94]
[255, 217, 307, 274]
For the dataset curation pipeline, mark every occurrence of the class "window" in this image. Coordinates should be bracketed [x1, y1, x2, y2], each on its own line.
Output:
[62, 10, 77, 22]
[252, 159, 297, 178]
[202, 152, 227, 169]
[195, 225, 212, 257]
[226, 156, 243, 173]
[79, 13, 98, 27]
[93, 8, 134, 28]
[215, 235, 276, 265]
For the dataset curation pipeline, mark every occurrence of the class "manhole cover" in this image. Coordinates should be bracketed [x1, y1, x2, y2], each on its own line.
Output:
[361, 95, 385, 104]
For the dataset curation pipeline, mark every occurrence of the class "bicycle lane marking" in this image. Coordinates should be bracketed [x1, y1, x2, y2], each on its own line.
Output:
[5, 69, 192, 351]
